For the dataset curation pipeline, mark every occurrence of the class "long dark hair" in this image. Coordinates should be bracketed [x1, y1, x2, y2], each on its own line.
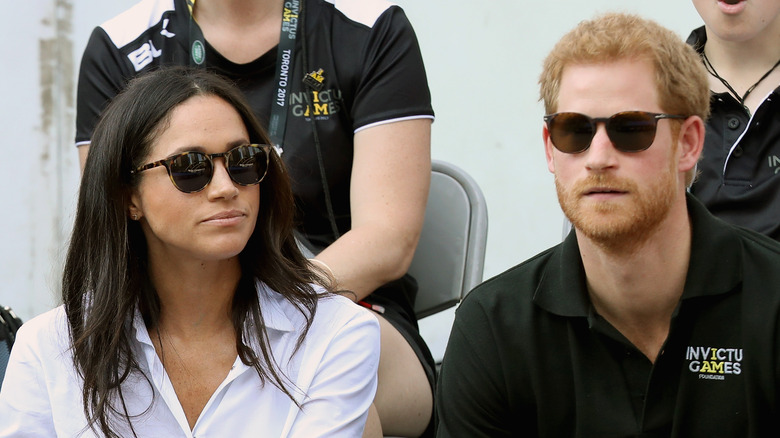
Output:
[63, 66, 324, 437]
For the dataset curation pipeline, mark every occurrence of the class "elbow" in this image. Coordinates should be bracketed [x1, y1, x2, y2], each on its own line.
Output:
[386, 231, 421, 281]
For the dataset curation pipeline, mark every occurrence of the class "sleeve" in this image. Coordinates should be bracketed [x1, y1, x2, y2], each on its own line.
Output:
[351, 6, 434, 130]
[435, 293, 515, 438]
[75, 26, 134, 146]
[0, 322, 57, 437]
[287, 308, 381, 437]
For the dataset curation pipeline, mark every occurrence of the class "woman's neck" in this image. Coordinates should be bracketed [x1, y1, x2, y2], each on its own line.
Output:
[148, 256, 241, 334]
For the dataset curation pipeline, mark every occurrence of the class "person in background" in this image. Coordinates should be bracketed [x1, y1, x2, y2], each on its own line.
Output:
[75, 1, 434, 435]
[0, 67, 379, 437]
[436, 12, 780, 437]
[0, 306, 22, 390]
[687, 0, 780, 240]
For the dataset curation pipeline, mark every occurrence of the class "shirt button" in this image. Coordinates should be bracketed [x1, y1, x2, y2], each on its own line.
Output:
[732, 146, 744, 158]
[727, 118, 740, 129]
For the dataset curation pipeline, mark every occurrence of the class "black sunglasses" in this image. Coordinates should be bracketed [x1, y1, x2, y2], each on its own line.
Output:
[543, 111, 687, 154]
[132, 144, 271, 193]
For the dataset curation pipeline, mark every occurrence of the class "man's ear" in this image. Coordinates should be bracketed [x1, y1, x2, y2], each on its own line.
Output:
[543, 124, 556, 174]
[677, 115, 705, 175]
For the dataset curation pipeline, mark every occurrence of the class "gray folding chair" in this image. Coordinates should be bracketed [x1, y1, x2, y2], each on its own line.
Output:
[410, 160, 489, 319]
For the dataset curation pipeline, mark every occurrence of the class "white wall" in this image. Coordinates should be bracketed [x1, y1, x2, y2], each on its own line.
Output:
[0, 1, 702, 335]
[0, 0, 140, 321]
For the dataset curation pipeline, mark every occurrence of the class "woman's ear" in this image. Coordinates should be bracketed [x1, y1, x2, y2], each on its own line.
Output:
[128, 193, 143, 221]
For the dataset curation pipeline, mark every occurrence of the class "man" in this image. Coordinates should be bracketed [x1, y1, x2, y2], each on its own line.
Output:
[687, 0, 780, 241]
[436, 13, 780, 437]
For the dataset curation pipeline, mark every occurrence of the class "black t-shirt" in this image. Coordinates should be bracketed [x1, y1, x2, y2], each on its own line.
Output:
[686, 26, 780, 242]
[437, 195, 780, 437]
[76, 0, 434, 243]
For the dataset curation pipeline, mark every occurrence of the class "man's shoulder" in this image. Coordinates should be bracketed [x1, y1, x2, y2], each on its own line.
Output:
[733, 225, 780, 278]
[462, 245, 561, 310]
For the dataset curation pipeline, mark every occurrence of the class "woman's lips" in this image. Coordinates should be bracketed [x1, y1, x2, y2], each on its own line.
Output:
[719, 0, 746, 12]
[203, 210, 245, 225]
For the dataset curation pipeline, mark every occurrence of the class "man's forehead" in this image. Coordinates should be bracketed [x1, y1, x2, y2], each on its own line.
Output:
[556, 59, 660, 113]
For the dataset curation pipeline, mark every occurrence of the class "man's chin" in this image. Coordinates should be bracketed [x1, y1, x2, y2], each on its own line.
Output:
[572, 215, 634, 241]
[566, 206, 652, 248]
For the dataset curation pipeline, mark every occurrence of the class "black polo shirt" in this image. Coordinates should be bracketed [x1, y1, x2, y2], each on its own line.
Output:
[687, 26, 780, 242]
[436, 195, 780, 437]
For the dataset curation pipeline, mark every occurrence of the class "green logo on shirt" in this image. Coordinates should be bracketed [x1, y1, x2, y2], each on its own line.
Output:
[191, 40, 205, 65]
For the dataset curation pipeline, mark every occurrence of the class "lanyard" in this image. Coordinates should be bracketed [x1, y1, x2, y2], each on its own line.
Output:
[187, 0, 301, 155]
[268, 0, 301, 155]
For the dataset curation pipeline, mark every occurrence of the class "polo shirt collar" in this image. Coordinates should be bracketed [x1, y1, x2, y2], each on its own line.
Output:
[686, 26, 707, 54]
[533, 225, 590, 317]
[534, 193, 743, 317]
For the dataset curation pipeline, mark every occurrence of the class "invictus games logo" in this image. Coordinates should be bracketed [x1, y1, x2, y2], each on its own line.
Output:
[685, 346, 742, 381]
[191, 40, 205, 65]
[290, 88, 342, 119]
[770, 155, 780, 174]
[282, 0, 300, 39]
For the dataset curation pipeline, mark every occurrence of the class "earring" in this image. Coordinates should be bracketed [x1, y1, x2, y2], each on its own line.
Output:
[132, 214, 138, 220]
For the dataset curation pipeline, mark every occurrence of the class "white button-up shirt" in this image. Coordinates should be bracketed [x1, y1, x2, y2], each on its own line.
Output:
[0, 283, 380, 437]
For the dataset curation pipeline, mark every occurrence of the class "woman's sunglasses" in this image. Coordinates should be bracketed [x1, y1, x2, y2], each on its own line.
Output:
[543, 111, 687, 154]
[132, 144, 271, 193]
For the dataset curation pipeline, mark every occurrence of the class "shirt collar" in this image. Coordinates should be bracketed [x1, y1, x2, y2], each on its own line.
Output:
[254, 281, 296, 333]
[533, 193, 743, 317]
[686, 26, 707, 54]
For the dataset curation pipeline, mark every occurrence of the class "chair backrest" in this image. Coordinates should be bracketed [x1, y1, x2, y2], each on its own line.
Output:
[410, 160, 488, 319]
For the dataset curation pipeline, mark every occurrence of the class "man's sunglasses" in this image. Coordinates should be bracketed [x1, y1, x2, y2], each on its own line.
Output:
[131, 144, 271, 193]
[543, 111, 687, 154]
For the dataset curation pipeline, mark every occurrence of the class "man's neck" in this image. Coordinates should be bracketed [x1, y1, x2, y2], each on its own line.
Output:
[577, 200, 692, 362]
[194, 0, 281, 25]
[192, 0, 285, 64]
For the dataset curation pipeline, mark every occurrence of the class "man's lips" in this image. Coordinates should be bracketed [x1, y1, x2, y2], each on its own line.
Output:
[583, 187, 627, 196]
[721, 0, 742, 4]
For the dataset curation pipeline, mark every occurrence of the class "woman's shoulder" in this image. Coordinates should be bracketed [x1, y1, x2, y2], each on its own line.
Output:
[17, 306, 67, 333]
[13, 306, 70, 356]
[257, 282, 378, 335]
[317, 292, 378, 326]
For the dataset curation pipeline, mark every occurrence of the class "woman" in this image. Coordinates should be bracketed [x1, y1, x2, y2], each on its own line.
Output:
[0, 67, 380, 437]
[76, 0, 435, 435]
